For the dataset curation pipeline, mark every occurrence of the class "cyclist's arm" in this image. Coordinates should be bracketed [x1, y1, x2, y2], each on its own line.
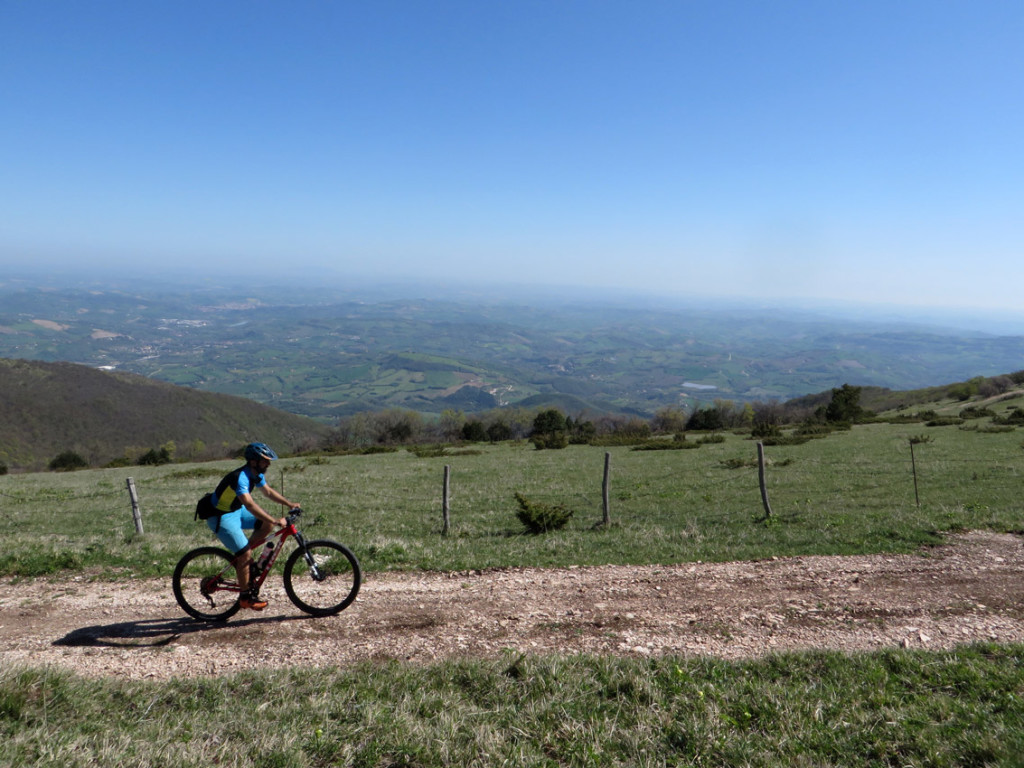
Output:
[259, 484, 298, 512]
[238, 491, 287, 529]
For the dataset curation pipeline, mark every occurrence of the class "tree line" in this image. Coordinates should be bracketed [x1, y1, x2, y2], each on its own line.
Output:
[38, 370, 1024, 471]
[327, 383, 878, 452]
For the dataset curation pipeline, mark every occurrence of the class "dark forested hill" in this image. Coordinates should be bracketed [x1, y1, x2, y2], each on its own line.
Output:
[0, 358, 333, 471]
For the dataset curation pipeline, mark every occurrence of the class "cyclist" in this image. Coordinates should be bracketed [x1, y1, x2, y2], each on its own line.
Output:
[205, 442, 299, 610]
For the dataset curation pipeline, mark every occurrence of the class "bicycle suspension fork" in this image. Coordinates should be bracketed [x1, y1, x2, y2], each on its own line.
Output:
[293, 530, 326, 581]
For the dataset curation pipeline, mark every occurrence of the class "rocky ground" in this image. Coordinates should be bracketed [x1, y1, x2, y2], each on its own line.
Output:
[1, 531, 1022, 680]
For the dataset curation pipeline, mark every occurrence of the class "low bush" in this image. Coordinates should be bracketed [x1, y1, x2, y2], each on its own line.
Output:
[48, 451, 88, 472]
[959, 406, 996, 420]
[993, 407, 1024, 426]
[926, 417, 964, 427]
[530, 432, 569, 450]
[514, 492, 573, 533]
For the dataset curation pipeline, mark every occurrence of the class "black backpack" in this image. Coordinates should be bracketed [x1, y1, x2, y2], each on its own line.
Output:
[194, 493, 220, 521]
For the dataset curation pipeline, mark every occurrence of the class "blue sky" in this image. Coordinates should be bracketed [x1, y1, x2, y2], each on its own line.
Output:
[2, 1, 1022, 313]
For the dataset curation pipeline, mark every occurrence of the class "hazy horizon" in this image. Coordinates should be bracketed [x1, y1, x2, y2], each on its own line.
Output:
[5, 263, 1024, 338]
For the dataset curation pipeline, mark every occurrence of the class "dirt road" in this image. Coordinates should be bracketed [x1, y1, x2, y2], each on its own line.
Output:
[2, 531, 1022, 680]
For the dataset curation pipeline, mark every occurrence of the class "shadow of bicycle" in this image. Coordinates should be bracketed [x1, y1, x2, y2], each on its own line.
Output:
[53, 613, 310, 649]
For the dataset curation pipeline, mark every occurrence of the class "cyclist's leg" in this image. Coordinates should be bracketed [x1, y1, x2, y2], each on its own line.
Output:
[207, 510, 249, 553]
[207, 511, 253, 592]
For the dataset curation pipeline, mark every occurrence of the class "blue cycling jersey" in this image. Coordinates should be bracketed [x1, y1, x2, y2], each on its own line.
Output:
[211, 465, 266, 513]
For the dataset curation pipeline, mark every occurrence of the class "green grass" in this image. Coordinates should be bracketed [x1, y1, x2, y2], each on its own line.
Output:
[1, 418, 1022, 579]
[3, 645, 1023, 767]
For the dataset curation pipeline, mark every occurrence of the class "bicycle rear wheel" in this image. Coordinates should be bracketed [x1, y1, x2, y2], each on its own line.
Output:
[172, 546, 241, 622]
[283, 539, 361, 617]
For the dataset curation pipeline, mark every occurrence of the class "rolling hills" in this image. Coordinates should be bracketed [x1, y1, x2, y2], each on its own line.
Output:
[0, 357, 333, 471]
[3, 278, 1024, 420]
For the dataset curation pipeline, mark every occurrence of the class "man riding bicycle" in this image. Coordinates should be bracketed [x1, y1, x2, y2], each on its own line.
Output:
[205, 442, 299, 610]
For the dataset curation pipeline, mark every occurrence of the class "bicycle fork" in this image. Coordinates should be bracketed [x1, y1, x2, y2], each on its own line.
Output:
[293, 530, 326, 582]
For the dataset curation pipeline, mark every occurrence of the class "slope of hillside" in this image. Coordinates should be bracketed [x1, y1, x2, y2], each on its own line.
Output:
[0, 358, 333, 471]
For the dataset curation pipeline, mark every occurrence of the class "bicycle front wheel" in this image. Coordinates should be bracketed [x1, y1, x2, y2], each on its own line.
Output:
[172, 546, 241, 622]
[283, 539, 361, 617]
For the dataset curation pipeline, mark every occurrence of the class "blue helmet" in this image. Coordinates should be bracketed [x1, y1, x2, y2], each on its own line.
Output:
[244, 442, 278, 462]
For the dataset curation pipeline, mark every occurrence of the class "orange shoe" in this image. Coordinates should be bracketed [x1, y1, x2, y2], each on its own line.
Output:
[239, 592, 268, 611]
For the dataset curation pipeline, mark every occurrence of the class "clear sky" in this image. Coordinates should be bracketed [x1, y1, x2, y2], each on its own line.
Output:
[2, 1, 1022, 313]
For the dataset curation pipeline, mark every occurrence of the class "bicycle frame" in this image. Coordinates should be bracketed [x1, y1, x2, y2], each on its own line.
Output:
[206, 512, 308, 600]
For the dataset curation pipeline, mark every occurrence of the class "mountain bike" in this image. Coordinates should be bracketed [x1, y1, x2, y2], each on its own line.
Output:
[172, 507, 361, 622]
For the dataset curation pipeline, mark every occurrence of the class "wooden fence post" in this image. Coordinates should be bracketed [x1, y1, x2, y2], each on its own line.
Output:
[126, 477, 144, 534]
[756, 443, 773, 519]
[602, 452, 611, 526]
[909, 440, 921, 508]
[441, 464, 451, 536]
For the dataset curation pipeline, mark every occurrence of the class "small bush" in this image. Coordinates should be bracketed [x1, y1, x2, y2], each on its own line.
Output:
[0, 462, 7, 476]
[514, 492, 573, 534]
[48, 451, 89, 472]
[138, 447, 173, 466]
[959, 406, 996, 420]
[530, 432, 569, 450]
[993, 407, 1024, 426]
[633, 435, 700, 451]
[751, 422, 781, 439]
[926, 417, 964, 427]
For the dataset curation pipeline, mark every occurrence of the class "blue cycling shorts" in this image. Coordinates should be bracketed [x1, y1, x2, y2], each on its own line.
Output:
[208, 508, 262, 554]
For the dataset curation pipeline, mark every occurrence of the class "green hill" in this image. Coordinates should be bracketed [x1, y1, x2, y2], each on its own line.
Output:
[0, 358, 334, 471]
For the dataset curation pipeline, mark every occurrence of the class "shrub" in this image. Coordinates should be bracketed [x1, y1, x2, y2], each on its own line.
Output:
[138, 447, 172, 465]
[461, 421, 487, 442]
[751, 422, 781, 439]
[49, 451, 89, 472]
[686, 407, 726, 431]
[486, 421, 514, 442]
[993, 407, 1024, 426]
[925, 417, 964, 427]
[959, 406, 996, 420]
[565, 416, 596, 444]
[530, 432, 569, 450]
[514, 492, 573, 533]
[0, 462, 7, 476]
[632, 436, 700, 451]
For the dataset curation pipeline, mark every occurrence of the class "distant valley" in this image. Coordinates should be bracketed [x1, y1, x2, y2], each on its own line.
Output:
[2, 277, 1024, 422]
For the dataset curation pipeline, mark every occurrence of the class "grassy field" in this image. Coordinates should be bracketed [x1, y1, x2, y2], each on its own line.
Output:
[3, 397, 1024, 766]
[2, 404, 1022, 579]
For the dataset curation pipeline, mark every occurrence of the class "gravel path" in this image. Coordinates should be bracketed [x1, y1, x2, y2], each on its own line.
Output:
[2, 531, 1022, 680]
